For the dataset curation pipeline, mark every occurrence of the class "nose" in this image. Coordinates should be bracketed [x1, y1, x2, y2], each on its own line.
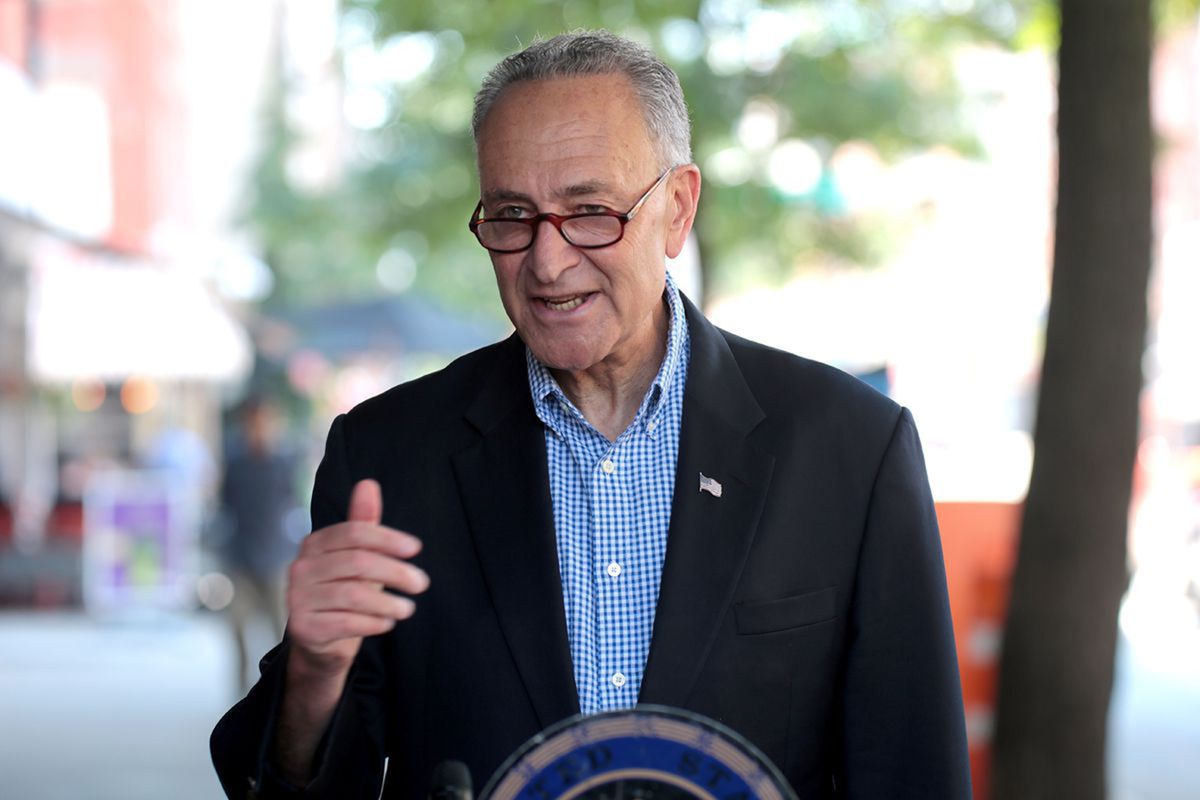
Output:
[526, 217, 580, 283]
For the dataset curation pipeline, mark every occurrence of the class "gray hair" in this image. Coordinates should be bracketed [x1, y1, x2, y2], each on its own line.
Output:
[472, 30, 693, 169]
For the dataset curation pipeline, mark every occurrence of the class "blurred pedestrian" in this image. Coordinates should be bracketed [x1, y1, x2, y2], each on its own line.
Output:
[217, 396, 298, 692]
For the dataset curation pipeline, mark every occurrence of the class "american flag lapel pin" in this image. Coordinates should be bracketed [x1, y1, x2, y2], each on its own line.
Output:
[699, 472, 723, 498]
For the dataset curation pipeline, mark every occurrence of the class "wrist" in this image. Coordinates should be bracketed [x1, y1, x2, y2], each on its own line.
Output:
[274, 649, 351, 784]
[286, 643, 353, 686]
[284, 647, 352, 725]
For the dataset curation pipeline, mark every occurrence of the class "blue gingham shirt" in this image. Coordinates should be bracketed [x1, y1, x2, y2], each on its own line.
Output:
[526, 272, 691, 716]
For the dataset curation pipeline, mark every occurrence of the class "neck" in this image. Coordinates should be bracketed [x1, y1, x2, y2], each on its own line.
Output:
[552, 298, 670, 441]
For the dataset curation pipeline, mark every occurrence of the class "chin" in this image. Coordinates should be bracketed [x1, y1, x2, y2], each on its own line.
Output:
[527, 341, 602, 373]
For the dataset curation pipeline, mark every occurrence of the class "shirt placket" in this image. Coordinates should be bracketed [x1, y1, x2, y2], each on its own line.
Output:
[591, 436, 632, 714]
[556, 404, 600, 715]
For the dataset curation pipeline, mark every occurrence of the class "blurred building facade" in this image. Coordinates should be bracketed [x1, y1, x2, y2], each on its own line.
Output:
[0, 0, 507, 608]
[0, 0, 269, 605]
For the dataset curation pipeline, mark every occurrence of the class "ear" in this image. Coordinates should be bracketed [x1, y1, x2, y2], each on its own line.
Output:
[664, 164, 702, 259]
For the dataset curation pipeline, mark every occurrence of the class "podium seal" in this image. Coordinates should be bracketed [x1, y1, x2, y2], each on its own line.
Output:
[481, 706, 797, 800]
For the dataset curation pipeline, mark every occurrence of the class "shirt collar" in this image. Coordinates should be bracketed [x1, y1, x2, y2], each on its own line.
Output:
[526, 271, 689, 434]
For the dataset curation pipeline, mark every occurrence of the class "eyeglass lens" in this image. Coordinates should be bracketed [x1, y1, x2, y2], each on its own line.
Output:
[475, 214, 624, 251]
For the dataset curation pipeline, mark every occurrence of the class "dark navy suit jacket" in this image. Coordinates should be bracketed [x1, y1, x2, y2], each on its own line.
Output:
[211, 296, 971, 799]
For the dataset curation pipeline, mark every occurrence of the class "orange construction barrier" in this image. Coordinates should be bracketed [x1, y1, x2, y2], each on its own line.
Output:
[936, 501, 1022, 800]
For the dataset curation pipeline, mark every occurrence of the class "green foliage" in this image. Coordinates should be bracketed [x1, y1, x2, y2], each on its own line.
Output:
[1013, 2, 1059, 50]
[248, 0, 1055, 314]
[1158, 0, 1200, 29]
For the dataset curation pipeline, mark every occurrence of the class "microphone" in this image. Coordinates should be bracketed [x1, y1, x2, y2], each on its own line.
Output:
[428, 760, 473, 800]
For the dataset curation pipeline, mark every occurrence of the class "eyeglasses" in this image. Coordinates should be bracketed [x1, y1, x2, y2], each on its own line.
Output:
[468, 167, 674, 254]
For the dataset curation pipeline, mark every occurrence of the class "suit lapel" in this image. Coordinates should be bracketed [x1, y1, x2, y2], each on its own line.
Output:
[451, 336, 579, 728]
[640, 299, 776, 707]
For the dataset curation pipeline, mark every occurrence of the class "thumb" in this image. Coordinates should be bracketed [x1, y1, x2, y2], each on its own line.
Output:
[347, 478, 383, 524]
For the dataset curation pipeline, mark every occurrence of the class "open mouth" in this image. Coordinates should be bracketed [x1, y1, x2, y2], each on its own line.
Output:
[541, 293, 594, 312]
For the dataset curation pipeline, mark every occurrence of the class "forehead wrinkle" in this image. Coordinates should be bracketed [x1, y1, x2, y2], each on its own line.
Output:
[557, 180, 616, 199]
[482, 150, 632, 204]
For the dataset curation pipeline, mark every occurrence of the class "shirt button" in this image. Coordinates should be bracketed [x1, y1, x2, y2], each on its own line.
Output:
[647, 420, 657, 432]
[611, 672, 627, 688]
[606, 561, 622, 578]
[601, 459, 616, 474]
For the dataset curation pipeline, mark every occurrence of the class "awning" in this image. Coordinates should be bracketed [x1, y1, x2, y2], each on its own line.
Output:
[27, 239, 252, 383]
[266, 294, 506, 360]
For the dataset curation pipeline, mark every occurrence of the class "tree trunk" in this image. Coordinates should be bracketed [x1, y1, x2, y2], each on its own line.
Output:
[991, 1, 1153, 798]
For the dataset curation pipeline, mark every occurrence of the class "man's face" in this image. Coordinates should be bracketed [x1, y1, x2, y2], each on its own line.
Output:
[475, 74, 697, 374]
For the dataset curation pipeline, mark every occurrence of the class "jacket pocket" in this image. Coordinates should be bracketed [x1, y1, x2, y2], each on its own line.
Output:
[734, 587, 836, 635]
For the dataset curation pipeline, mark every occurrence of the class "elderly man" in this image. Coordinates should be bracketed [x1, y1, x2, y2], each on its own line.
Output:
[212, 31, 970, 799]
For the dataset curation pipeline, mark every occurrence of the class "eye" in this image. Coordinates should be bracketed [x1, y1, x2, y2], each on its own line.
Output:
[493, 205, 533, 220]
[576, 204, 610, 215]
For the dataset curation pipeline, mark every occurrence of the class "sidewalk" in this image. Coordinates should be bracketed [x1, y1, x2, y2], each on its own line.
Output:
[0, 611, 239, 800]
[1110, 568, 1200, 800]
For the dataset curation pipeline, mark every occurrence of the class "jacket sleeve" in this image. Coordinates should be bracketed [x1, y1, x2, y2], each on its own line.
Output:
[210, 414, 392, 799]
[837, 408, 972, 798]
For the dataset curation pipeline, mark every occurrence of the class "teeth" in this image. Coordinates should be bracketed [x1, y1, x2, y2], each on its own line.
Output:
[545, 295, 586, 311]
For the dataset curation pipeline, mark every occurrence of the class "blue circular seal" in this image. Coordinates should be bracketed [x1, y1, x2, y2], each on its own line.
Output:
[481, 706, 797, 800]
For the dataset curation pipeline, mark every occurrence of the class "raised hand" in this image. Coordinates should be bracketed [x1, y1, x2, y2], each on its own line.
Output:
[284, 478, 429, 678]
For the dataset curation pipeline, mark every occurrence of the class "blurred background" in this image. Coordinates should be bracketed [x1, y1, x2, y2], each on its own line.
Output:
[0, 1, 1197, 798]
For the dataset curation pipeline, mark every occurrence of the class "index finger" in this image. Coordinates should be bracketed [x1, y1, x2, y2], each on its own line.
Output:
[306, 521, 422, 560]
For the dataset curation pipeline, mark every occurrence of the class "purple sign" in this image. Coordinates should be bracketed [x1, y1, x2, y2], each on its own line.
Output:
[83, 470, 199, 613]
